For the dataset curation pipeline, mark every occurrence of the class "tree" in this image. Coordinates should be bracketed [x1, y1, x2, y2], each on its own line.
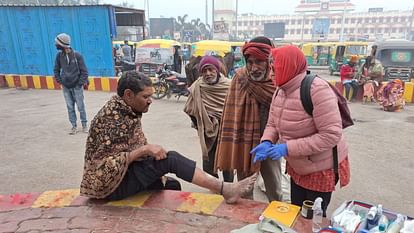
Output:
[83, 0, 100, 4]
[173, 15, 211, 41]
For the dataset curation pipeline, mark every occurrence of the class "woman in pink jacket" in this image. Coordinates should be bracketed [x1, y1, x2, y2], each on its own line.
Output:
[251, 46, 350, 216]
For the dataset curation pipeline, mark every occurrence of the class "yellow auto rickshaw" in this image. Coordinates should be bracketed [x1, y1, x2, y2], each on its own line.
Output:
[193, 40, 232, 57]
[329, 41, 368, 75]
[301, 42, 337, 67]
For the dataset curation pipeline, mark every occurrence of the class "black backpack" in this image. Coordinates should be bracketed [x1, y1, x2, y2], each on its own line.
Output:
[300, 74, 354, 184]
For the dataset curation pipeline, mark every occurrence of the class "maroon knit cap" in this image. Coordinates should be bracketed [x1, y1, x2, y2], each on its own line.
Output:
[199, 56, 221, 73]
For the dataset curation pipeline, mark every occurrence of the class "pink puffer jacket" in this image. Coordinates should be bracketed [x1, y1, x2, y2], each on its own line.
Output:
[261, 72, 349, 175]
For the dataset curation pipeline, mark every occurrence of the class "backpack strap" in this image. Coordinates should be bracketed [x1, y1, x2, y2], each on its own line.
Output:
[333, 145, 339, 185]
[300, 73, 339, 185]
[300, 74, 316, 116]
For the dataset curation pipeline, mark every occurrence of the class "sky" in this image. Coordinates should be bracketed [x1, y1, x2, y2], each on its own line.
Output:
[106, 0, 414, 24]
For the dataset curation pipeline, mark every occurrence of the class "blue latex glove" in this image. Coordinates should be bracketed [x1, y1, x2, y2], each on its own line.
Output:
[267, 143, 288, 160]
[250, 141, 272, 163]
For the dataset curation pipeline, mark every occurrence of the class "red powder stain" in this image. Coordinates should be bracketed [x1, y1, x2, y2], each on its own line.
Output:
[178, 192, 191, 200]
[177, 193, 196, 205]
[49, 192, 66, 207]
[10, 193, 34, 205]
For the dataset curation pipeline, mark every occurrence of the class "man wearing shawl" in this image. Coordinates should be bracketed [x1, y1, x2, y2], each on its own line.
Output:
[184, 56, 233, 182]
[215, 37, 283, 201]
[80, 71, 257, 204]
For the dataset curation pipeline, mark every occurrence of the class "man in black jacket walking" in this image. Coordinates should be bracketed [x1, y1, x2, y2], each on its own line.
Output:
[54, 33, 89, 135]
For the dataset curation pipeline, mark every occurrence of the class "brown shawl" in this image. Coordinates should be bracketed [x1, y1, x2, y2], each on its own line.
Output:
[184, 74, 230, 160]
[80, 95, 147, 199]
[215, 68, 276, 173]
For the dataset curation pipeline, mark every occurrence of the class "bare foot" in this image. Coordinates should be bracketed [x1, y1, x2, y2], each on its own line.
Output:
[222, 173, 258, 204]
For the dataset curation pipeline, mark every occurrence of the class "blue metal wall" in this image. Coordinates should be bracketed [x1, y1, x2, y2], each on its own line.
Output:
[0, 5, 115, 76]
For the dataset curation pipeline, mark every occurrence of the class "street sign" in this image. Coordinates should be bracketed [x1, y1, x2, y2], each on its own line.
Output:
[184, 30, 193, 38]
[174, 32, 180, 40]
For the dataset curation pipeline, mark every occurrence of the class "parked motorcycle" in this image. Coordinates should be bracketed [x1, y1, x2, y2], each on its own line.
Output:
[115, 60, 136, 77]
[152, 64, 189, 100]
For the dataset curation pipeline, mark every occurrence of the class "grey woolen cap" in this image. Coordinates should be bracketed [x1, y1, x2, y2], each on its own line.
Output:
[55, 33, 71, 48]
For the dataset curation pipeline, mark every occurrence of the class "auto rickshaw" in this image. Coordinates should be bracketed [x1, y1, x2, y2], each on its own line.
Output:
[301, 42, 336, 67]
[329, 42, 368, 75]
[134, 39, 182, 77]
[375, 40, 414, 82]
[193, 40, 232, 57]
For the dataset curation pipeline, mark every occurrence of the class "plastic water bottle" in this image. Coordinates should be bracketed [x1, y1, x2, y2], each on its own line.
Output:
[312, 197, 323, 233]
[386, 214, 406, 233]
[376, 205, 389, 232]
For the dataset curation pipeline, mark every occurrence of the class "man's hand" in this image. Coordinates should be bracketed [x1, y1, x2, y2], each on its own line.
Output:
[129, 144, 167, 163]
[145, 144, 167, 160]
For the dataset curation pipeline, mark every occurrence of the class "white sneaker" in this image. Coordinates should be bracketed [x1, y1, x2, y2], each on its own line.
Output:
[69, 127, 77, 135]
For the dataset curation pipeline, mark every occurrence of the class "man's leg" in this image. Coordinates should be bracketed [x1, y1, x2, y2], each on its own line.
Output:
[108, 151, 257, 203]
[107, 151, 196, 200]
[62, 87, 77, 129]
[344, 83, 351, 101]
[73, 86, 87, 129]
[204, 140, 233, 182]
[203, 144, 219, 178]
[350, 82, 359, 101]
[260, 158, 283, 202]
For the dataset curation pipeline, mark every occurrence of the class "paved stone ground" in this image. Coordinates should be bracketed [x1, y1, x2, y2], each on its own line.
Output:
[0, 189, 318, 233]
[0, 77, 413, 220]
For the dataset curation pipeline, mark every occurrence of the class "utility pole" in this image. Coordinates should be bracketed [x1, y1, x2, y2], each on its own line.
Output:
[339, 5, 347, 42]
[408, 5, 414, 40]
[211, 0, 215, 39]
[205, 0, 208, 27]
[235, 0, 238, 40]
[147, 0, 150, 23]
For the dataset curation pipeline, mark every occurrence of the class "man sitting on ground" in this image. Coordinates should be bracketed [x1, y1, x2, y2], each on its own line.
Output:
[80, 71, 256, 203]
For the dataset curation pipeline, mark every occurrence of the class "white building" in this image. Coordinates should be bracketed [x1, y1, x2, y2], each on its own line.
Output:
[231, 0, 413, 41]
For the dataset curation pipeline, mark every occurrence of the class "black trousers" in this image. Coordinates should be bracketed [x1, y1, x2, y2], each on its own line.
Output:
[107, 151, 196, 201]
[290, 178, 332, 217]
[344, 81, 359, 101]
[203, 139, 234, 182]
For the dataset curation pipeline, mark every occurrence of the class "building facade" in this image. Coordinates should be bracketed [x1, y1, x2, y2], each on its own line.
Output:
[213, 0, 236, 40]
[232, 0, 413, 42]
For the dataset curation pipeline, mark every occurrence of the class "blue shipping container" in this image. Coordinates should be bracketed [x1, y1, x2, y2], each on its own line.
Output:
[0, 5, 116, 76]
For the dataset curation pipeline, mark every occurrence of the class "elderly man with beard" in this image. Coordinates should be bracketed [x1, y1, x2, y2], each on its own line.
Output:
[184, 56, 233, 182]
[215, 37, 283, 201]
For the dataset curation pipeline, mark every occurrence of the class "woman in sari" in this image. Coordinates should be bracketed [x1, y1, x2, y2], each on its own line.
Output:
[377, 79, 405, 112]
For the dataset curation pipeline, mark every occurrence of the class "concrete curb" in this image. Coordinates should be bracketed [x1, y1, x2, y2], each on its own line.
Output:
[1, 74, 413, 103]
[0, 74, 118, 92]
